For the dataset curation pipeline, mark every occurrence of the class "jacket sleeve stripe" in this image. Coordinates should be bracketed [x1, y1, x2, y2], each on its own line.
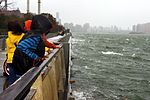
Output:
[16, 36, 40, 60]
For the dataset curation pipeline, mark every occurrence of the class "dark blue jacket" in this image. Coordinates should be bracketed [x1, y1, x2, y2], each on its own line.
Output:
[13, 32, 45, 75]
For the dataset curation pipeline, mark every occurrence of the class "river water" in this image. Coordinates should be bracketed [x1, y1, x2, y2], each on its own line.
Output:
[71, 33, 150, 100]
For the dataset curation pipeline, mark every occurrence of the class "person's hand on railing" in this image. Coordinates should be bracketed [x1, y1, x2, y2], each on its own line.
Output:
[35, 57, 43, 61]
[44, 54, 49, 58]
[55, 45, 61, 49]
[47, 48, 51, 54]
[33, 57, 45, 66]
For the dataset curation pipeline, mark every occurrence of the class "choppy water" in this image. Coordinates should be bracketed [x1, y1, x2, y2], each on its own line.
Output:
[71, 33, 150, 100]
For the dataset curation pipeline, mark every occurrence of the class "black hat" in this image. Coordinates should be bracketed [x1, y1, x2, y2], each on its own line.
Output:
[30, 15, 52, 33]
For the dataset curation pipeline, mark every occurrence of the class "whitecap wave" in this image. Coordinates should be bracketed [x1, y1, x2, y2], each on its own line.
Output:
[72, 86, 96, 100]
[131, 54, 136, 57]
[72, 38, 85, 43]
[83, 66, 91, 70]
[72, 91, 87, 100]
[102, 51, 123, 56]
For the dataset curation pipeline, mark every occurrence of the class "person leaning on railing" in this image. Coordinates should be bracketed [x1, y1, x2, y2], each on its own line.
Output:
[11, 15, 55, 85]
[24, 19, 60, 54]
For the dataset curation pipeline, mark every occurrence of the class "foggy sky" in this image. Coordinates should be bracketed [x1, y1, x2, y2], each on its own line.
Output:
[14, 0, 150, 29]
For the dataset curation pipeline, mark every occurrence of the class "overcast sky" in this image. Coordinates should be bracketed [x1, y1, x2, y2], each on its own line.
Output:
[12, 0, 150, 29]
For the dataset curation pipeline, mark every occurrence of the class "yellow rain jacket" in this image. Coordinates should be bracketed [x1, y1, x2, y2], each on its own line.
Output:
[6, 31, 24, 63]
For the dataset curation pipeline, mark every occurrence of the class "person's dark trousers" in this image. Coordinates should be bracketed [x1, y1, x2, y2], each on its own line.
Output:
[7, 63, 17, 85]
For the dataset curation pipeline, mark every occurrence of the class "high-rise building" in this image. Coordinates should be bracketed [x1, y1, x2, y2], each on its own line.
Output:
[132, 25, 136, 32]
[56, 12, 59, 19]
[56, 12, 61, 25]
[133, 23, 150, 34]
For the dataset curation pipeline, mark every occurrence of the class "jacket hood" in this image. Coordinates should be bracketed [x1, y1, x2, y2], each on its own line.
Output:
[7, 31, 22, 43]
[24, 20, 32, 31]
[30, 15, 52, 33]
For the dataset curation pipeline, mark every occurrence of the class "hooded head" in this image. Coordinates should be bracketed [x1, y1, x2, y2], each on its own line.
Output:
[8, 21, 23, 35]
[30, 15, 52, 34]
[24, 20, 32, 31]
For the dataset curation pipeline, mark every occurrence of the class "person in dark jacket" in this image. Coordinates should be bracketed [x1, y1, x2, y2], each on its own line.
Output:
[24, 19, 60, 50]
[11, 15, 52, 84]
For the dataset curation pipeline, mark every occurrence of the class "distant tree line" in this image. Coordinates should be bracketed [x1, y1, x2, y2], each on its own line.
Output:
[0, 14, 23, 34]
[0, 12, 65, 34]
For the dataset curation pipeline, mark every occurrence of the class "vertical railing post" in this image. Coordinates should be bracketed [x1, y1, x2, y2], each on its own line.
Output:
[60, 42, 69, 100]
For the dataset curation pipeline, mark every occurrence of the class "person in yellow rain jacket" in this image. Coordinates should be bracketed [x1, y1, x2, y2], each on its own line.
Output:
[6, 31, 24, 63]
[5, 21, 24, 85]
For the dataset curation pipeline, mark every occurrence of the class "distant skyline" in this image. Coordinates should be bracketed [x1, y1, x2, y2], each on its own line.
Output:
[9, 0, 150, 29]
